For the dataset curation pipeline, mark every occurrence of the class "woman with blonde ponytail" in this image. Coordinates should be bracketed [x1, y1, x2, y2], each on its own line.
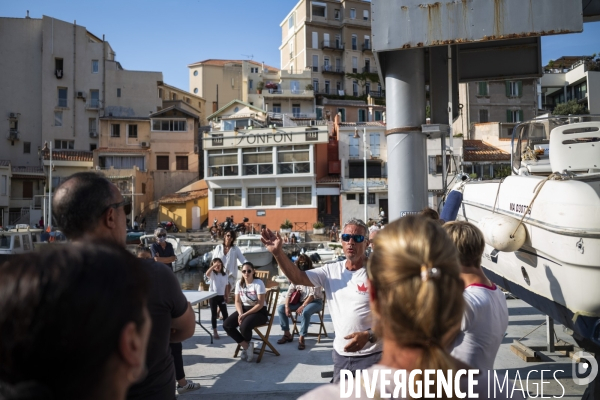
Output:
[301, 216, 508, 399]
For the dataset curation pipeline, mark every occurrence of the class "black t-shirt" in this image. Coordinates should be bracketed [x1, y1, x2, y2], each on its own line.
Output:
[151, 242, 175, 269]
[127, 259, 188, 400]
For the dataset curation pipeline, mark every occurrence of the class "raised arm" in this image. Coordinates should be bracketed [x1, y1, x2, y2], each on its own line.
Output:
[261, 228, 313, 287]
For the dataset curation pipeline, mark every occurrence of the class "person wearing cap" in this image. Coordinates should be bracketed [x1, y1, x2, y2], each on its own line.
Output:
[151, 227, 176, 270]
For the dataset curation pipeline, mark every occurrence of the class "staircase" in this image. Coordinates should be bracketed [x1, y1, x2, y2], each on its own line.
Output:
[318, 213, 339, 231]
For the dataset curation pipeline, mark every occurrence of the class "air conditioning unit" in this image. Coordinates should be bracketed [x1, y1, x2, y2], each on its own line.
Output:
[9, 113, 16, 118]
[193, 144, 199, 154]
[89, 131, 98, 138]
[140, 141, 150, 148]
[77, 91, 86, 99]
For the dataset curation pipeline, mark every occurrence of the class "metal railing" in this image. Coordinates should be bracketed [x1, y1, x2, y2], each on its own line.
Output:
[57, 98, 68, 108]
[362, 66, 377, 74]
[87, 99, 101, 109]
[362, 42, 372, 51]
[321, 40, 344, 51]
[322, 65, 344, 74]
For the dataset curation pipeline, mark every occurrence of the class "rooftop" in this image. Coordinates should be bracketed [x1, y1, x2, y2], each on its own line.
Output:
[43, 150, 93, 162]
[159, 189, 208, 204]
[463, 140, 510, 162]
[187, 59, 279, 72]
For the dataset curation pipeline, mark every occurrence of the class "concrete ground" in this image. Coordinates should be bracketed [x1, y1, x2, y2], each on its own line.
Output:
[175, 296, 588, 399]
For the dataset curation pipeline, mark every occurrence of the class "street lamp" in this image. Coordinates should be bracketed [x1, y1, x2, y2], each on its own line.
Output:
[354, 127, 368, 222]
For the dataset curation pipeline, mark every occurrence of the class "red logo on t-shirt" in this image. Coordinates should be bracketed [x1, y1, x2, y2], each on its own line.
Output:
[357, 283, 368, 293]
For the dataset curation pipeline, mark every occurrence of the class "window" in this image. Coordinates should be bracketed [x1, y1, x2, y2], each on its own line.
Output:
[352, 57, 358, 73]
[55, 58, 63, 76]
[22, 181, 33, 199]
[338, 108, 346, 122]
[128, 124, 138, 138]
[375, 111, 382, 121]
[23, 142, 31, 154]
[346, 193, 356, 200]
[479, 109, 489, 123]
[350, 8, 356, 19]
[90, 90, 100, 108]
[365, 82, 371, 95]
[54, 139, 74, 150]
[89, 118, 97, 134]
[58, 87, 68, 107]
[358, 109, 366, 122]
[353, 81, 359, 97]
[312, 79, 319, 93]
[171, 93, 177, 100]
[335, 35, 342, 49]
[312, 3, 326, 17]
[117, 88, 121, 97]
[293, 104, 302, 117]
[176, 156, 188, 170]
[349, 134, 359, 157]
[336, 81, 342, 91]
[194, 88, 198, 94]
[349, 161, 382, 178]
[249, 79, 253, 90]
[54, 111, 63, 127]
[250, 67, 259, 73]
[158, 88, 163, 98]
[575, 82, 587, 100]
[248, 187, 276, 206]
[364, 35, 371, 51]
[506, 80, 522, 97]
[312, 32, 318, 49]
[99, 155, 145, 170]
[90, 144, 97, 151]
[111, 124, 120, 137]
[282, 186, 311, 206]
[290, 42, 294, 58]
[312, 55, 319, 72]
[477, 82, 489, 96]
[352, 35, 358, 51]
[208, 149, 238, 177]
[290, 80, 300, 93]
[359, 193, 376, 204]
[214, 188, 242, 207]
[334, 9, 340, 19]
[1, 176, 7, 196]
[506, 109, 523, 123]
[278, 145, 310, 174]
[141, 183, 146, 194]
[272, 103, 281, 114]
[363, 9, 369, 20]
[193, 70, 198, 76]
[156, 156, 169, 170]
[370, 133, 380, 157]
[288, 13, 295, 30]
[151, 120, 187, 131]
[243, 147, 273, 175]
[92, 60, 99, 73]
[428, 155, 453, 174]
[324, 80, 330, 94]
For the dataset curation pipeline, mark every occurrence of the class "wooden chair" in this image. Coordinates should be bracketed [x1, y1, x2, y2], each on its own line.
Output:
[233, 287, 280, 363]
[291, 290, 328, 343]
[254, 270, 269, 282]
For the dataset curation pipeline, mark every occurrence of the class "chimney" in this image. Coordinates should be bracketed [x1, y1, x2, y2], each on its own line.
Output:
[26, 10, 30, 18]
[212, 102, 218, 113]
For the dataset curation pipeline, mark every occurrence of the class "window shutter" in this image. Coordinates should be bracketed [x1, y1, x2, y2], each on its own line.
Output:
[506, 109, 512, 123]
[517, 81, 523, 97]
[519, 110, 524, 122]
[505, 81, 511, 97]
[428, 156, 437, 174]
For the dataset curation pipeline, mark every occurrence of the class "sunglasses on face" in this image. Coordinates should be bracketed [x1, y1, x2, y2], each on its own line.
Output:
[103, 199, 132, 216]
[157, 234, 167, 238]
[241, 270, 253, 274]
[341, 234, 365, 243]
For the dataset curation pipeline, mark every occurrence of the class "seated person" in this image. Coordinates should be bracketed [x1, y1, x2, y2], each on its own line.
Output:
[0, 243, 151, 400]
[277, 254, 324, 350]
[290, 233, 297, 244]
[329, 222, 338, 241]
[223, 262, 268, 363]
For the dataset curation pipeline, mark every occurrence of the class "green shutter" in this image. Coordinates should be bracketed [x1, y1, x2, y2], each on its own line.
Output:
[519, 110, 524, 122]
[506, 109, 512, 122]
[517, 81, 523, 97]
[505, 81, 511, 97]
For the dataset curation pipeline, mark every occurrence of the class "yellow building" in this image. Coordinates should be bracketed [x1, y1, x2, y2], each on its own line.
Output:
[158, 180, 208, 231]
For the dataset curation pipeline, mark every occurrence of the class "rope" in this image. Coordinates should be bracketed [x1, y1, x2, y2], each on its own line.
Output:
[492, 178, 505, 214]
[509, 172, 571, 238]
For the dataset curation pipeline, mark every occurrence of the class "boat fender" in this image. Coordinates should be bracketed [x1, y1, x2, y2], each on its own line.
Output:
[440, 190, 463, 222]
[478, 215, 527, 252]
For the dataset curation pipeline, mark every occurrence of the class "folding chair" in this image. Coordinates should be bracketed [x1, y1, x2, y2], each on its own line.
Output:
[291, 290, 328, 343]
[234, 287, 280, 363]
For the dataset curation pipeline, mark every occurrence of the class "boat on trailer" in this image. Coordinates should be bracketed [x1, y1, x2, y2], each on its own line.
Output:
[450, 115, 600, 353]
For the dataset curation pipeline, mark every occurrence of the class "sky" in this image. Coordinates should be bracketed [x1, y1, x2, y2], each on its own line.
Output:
[3, 1, 599, 91]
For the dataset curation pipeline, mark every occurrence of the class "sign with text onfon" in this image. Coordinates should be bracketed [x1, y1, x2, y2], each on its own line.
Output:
[202, 126, 329, 149]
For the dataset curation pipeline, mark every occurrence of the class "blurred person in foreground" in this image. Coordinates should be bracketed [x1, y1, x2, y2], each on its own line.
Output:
[262, 218, 380, 383]
[53, 172, 195, 400]
[0, 243, 151, 400]
[444, 221, 509, 370]
[300, 216, 509, 399]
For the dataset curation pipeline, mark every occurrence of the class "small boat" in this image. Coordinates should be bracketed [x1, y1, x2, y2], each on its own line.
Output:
[235, 234, 273, 267]
[139, 234, 194, 273]
[0, 225, 41, 263]
[305, 243, 338, 263]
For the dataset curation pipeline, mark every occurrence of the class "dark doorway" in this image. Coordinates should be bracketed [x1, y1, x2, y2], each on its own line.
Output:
[317, 195, 327, 215]
[379, 198, 388, 222]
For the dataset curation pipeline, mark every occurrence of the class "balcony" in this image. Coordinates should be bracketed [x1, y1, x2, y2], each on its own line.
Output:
[322, 65, 344, 75]
[7, 129, 19, 141]
[321, 40, 344, 51]
[362, 42, 372, 52]
[262, 89, 314, 98]
[368, 91, 384, 98]
[86, 99, 102, 110]
[362, 66, 377, 74]
[57, 98, 68, 108]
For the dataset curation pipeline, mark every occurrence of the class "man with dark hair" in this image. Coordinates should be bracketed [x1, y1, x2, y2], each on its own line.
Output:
[53, 172, 197, 400]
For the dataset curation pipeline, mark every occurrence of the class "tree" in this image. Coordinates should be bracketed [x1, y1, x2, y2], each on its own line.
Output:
[344, 72, 379, 96]
[552, 100, 589, 116]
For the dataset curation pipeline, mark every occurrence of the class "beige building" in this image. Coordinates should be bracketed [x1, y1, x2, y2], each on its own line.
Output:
[280, 0, 381, 99]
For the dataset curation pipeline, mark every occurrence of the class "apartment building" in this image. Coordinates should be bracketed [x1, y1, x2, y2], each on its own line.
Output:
[540, 56, 600, 114]
[280, 0, 380, 99]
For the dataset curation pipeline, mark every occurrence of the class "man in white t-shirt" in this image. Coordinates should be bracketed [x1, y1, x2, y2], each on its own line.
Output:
[444, 221, 509, 370]
[262, 218, 381, 383]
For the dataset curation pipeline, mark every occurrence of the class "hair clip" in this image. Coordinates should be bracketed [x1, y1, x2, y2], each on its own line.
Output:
[420, 265, 441, 282]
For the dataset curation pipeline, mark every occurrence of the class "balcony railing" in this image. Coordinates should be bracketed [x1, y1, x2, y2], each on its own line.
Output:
[368, 91, 384, 98]
[7, 129, 19, 141]
[362, 42, 372, 52]
[362, 66, 377, 74]
[57, 98, 68, 108]
[322, 65, 344, 74]
[321, 40, 344, 51]
[263, 89, 314, 96]
[87, 99, 101, 109]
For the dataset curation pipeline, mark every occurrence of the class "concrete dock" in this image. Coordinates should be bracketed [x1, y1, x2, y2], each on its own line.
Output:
[177, 296, 587, 399]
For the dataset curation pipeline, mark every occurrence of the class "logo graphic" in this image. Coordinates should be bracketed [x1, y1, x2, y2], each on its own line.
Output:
[572, 351, 598, 385]
[357, 283, 368, 293]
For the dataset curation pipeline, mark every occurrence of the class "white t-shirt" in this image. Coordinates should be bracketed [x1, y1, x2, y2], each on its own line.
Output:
[306, 261, 381, 357]
[235, 279, 266, 308]
[208, 272, 228, 296]
[299, 364, 510, 400]
[212, 244, 247, 286]
[450, 283, 509, 370]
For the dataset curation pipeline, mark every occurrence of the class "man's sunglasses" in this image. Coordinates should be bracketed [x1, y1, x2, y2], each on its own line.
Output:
[103, 199, 131, 216]
[341, 234, 365, 243]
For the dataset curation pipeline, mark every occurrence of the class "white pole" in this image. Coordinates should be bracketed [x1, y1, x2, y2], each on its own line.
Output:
[363, 127, 368, 222]
[448, 45, 454, 150]
[48, 142, 53, 229]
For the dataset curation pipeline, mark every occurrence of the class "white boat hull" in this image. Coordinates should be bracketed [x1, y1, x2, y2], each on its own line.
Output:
[241, 249, 273, 267]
